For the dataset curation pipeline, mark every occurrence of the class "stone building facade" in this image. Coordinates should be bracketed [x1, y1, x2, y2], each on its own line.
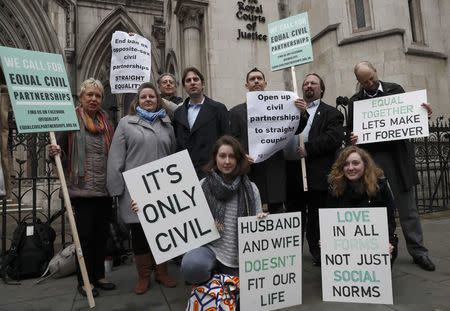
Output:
[1, 0, 449, 118]
[287, 0, 450, 118]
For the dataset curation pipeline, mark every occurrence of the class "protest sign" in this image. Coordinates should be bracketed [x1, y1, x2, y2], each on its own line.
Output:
[353, 89, 429, 144]
[239, 212, 302, 310]
[247, 91, 300, 163]
[268, 12, 313, 71]
[122, 150, 220, 264]
[319, 208, 393, 304]
[110, 31, 151, 93]
[0, 46, 78, 133]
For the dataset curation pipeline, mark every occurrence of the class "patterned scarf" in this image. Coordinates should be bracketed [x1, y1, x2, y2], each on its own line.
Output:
[136, 106, 167, 123]
[67, 106, 114, 183]
[202, 171, 256, 232]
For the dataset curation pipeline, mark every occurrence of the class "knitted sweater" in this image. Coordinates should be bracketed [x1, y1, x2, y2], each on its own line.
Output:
[200, 179, 262, 268]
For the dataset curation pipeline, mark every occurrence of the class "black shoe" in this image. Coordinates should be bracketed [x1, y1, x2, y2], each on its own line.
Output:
[413, 256, 436, 271]
[94, 281, 116, 290]
[78, 285, 99, 297]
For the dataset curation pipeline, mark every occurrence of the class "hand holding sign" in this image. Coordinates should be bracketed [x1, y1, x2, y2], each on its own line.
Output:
[352, 90, 429, 144]
[319, 208, 393, 304]
[122, 150, 219, 264]
[239, 213, 302, 310]
[247, 91, 300, 163]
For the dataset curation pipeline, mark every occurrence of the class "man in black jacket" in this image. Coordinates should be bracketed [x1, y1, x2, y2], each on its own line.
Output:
[348, 61, 435, 271]
[173, 67, 229, 179]
[230, 68, 285, 214]
[288, 73, 345, 265]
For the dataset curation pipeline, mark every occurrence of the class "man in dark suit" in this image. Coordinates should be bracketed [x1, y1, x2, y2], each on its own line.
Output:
[287, 73, 345, 265]
[173, 67, 229, 179]
[229, 68, 285, 214]
[348, 61, 435, 271]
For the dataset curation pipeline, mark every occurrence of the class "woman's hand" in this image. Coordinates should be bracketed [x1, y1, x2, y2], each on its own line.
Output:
[131, 200, 139, 213]
[350, 132, 358, 145]
[246, 154, 255, 164]
[256, 212, 269, 219]
[389, 243, 394, 255]
[47, 144, 61, 157]
[421, 103, 432, 118]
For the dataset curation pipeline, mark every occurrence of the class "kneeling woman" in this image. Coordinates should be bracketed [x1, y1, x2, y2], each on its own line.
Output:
[181, 135, 266, 284]
[327, 146, 398, 262]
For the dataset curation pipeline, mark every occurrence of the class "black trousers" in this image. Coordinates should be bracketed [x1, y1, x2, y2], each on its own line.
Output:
[130, 223, 151, 255]
[72, 196, 112, 286]
[285, 160, 325, 259]
[286, 190, 326, 258]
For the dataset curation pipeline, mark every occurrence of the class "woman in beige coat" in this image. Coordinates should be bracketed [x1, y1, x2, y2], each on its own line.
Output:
[107, 82, 177, 294]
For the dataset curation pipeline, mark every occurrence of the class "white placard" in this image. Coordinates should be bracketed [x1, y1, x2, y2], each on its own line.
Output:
[122, 150, 220, 264]
[353, 90, 429, 144]
[26, 226, 34, 237]
[110, 31, 151, 94]
[319, 208, 393, 304]
[247, 91, 300, 163]
[239, 212, 302, 310]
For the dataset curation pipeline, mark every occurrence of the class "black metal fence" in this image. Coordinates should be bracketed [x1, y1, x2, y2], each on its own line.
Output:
[1, 112, 449, 254]
[413, 116, 450, 213]
[1, 112, 67, 255]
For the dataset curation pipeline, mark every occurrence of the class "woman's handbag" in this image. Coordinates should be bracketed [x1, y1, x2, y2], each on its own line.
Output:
[186, 274, 240, 311]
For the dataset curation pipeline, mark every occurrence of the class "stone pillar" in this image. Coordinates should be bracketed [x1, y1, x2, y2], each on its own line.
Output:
[152, 17, 166, 74]
[175, 3, 206, 70]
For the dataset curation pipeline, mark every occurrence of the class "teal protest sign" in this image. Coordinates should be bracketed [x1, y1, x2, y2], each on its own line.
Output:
[0, 46, 79, 133]
[268, 12, 313, 71]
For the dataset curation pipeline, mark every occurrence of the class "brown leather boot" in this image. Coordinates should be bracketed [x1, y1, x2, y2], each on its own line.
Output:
[155, 262, 177, 288]
[134, 254, 154, 295]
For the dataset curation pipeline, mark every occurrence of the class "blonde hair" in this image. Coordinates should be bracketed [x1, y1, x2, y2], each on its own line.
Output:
[328, 146, 384, 197]
[78, 78, 104, 99]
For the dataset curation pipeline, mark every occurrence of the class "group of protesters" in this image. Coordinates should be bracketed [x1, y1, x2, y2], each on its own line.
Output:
[46, 60, 435, 299]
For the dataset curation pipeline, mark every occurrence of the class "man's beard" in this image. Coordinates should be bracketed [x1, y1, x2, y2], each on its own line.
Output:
[304, 90, 314, 100]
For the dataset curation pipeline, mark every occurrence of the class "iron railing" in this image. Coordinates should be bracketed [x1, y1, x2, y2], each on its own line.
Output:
[1, 107, 449, 254]
[1, 111, 67, 254]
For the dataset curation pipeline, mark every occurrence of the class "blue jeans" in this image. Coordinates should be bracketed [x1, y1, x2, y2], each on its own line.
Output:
[181, 246, 239, 284]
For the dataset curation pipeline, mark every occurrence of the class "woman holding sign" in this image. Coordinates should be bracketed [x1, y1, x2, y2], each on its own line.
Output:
[327, 146, 398, 262]
[107, 82, 177, 294]
[48, 78, 115, 297]
[179, 135, 266, 284]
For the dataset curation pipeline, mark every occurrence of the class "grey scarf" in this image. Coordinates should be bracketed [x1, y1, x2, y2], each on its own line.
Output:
[202, 171, 256, 232]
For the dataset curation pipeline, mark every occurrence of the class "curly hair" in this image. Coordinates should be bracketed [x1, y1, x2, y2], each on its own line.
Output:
[203, 135, 250, 178]
[128, 82, 164, 115]
[328, 146, 384, 197]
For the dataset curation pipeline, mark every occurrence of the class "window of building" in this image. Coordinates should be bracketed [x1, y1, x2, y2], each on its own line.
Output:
[349, 0, 372, 32]
[408, 0, 425, 44]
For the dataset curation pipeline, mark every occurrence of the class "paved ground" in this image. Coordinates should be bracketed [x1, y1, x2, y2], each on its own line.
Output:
[1, 212, 449, 311]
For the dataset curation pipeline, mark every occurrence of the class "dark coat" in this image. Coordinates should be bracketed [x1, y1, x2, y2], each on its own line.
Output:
[348, 81, 419, 192]
[298, 101, 345, 191]
[229, 103, 286, 204]
[173, 95, 229, 178]
[327, 177, 397, 244]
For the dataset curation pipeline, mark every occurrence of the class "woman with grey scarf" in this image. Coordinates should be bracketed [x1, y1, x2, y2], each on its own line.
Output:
[180, 135, 267, 284]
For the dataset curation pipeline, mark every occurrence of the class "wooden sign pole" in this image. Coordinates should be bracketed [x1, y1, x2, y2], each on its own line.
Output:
[291, 66, 308, 192]
[49, 132, 95, 308]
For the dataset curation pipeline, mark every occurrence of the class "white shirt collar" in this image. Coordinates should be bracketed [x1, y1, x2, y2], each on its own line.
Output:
[363, 83, 383, 98]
